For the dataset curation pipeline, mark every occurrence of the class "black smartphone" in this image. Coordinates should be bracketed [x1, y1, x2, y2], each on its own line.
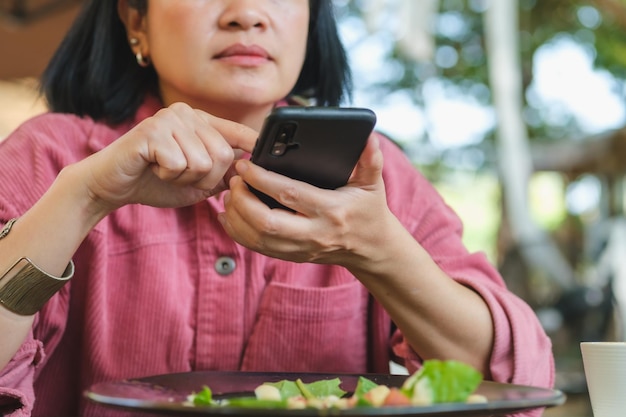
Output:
[249, 106, 377, 210]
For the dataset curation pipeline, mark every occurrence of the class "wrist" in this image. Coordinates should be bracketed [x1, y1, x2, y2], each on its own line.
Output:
[55, 163, 118, 224]
[0, 220, 74, 316]
[346, 215, 415, 276]
[0, 257, 74, 315]
[2, 165, 111, 276]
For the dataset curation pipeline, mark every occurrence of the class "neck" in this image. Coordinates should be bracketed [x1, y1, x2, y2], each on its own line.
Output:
[202, 102, 274, 132]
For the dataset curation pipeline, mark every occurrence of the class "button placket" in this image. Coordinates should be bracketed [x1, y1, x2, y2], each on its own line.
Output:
[193, 202, 246, 370]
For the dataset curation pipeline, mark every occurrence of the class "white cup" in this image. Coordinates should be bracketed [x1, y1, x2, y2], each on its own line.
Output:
[580, 342, 626, 417]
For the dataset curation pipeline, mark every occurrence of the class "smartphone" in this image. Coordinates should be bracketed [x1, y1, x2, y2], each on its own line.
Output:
[249, 106, 377, 210]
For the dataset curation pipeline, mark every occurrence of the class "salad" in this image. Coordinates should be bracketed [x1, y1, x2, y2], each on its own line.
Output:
[187, 359, 486, 410]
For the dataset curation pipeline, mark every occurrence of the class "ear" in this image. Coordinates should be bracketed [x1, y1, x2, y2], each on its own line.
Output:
[117, 0, 148, 45]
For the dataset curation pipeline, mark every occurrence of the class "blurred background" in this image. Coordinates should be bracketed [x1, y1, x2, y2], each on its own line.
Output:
[2, 0, 626, 415]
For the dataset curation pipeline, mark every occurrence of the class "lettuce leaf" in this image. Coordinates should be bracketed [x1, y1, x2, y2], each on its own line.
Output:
[192, 386, 215, 406]
[354, 376, 379, 397]
[265, 377, 345, 400]
[402, 359, 483, 403]
[265, 380, 302, 399]
[226, 397, 288, 409]
[300, 378, 346, 399]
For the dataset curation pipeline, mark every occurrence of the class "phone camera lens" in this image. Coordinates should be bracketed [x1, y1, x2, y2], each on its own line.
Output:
[270, 123, 298, 156]
[271, 142, 287, 156]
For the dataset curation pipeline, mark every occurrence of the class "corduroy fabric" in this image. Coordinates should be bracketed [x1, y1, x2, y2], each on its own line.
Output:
[0, 97, 553, 417]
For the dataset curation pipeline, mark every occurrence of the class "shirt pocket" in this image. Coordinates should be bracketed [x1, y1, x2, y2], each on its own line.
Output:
[240, 280, 369, 373]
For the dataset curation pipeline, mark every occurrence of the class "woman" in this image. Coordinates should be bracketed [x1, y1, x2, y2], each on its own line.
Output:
[0, 1, 554, 416]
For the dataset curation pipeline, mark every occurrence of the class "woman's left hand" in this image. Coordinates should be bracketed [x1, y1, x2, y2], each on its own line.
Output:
[218, 134, 397, 269]
[220, 134, 497, 375]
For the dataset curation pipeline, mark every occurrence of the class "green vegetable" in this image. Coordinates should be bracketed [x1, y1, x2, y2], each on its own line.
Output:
[354, 376, 379, 397]
[190, 360, 483, 410]
[298, 378, 346, 399]
[402, 359, 483, 403]
[192, 386, 215, 406]
[264, 378, 345, 400]
[265, 380, 302, 399]
[226, 397, 288, 409]
[353, 376, 381, 406]
[295, 379, 315, 400]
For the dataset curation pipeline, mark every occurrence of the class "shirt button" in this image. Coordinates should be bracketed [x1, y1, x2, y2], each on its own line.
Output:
[215, 256, 236, 276]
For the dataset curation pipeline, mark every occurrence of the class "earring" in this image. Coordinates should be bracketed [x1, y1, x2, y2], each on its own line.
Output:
[135, 51, 151, 67]
[129, 38, 150, 67]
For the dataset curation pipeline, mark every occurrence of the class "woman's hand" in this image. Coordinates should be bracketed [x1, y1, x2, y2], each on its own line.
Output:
[218, 134, 399, 270]
[220, 134, 496, 374]
[76, 102, 258, 216]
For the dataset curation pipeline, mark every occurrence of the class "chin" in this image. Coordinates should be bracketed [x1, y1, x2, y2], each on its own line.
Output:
[226, 90, 288, 107]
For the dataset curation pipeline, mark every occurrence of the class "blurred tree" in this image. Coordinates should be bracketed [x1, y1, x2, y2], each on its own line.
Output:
[337, 0, 626, 152]
[485, 0, 577, 295]
[335, 0, 626, 356]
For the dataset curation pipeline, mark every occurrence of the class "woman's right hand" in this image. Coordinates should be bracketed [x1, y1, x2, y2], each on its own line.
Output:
[0, 105, 260, 368]
[76, 102, 258, 215]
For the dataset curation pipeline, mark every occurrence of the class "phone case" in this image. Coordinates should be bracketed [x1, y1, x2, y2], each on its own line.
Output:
[249, 106, 377, 210]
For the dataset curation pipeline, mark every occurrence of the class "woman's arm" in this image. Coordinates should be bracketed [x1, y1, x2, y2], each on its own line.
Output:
[0, 103, 258, 369]
[345, 218, 495, 376]
[0, 166, 107, 368]
[219, 134, 494, 375]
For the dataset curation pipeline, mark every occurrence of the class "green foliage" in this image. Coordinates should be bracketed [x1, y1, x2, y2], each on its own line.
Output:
[337, 0, 626, 152]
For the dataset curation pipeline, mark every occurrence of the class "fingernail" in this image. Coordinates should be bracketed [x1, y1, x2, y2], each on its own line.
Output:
[236, 160, 249, 174]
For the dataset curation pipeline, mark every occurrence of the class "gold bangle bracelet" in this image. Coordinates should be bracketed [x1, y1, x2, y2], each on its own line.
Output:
[0, 258, 74, 316]
[0, 218, 74, 315]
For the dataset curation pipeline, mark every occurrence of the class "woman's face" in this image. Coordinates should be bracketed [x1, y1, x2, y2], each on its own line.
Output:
[121, 0, 310, 124]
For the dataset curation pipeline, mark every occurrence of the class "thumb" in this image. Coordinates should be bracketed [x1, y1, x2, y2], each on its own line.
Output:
[195, 109, 259, 153]
[348, 134, 384, 187]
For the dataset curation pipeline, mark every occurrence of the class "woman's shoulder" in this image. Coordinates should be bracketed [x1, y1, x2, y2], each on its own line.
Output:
[2, 111, 98, 149]
[374, 131, 453, 219]
[1, 107, 141, 154]
[375, 132, 407, 156]
[0, 111, 120, 181]
[375, 132, 424, 179]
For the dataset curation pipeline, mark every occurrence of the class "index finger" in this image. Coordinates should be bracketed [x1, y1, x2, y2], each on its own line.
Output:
[195, 109, 259, 153]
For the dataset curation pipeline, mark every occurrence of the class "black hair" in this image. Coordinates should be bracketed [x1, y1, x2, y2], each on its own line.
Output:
[40, 0, 352, 125]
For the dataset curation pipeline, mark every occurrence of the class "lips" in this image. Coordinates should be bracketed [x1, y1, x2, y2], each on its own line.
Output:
[215, 44, 271, 60]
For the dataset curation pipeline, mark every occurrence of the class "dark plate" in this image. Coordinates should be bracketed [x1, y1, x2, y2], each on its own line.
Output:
[84, 371, 566, 417]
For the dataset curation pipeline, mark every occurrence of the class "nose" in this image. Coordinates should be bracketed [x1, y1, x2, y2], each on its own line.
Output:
[218, 1, 269, 30]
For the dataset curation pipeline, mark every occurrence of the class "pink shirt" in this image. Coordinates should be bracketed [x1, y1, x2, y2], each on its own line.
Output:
[0, 97, 554, 417]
